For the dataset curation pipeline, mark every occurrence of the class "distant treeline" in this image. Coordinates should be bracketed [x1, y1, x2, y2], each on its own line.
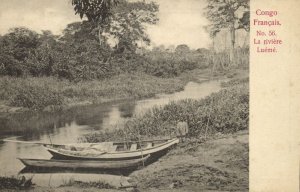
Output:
[0, 25, 212, 81]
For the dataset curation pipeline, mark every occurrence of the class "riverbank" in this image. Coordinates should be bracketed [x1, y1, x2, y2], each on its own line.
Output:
[0, 69, 207, 113]
[0, 68, 247, 114]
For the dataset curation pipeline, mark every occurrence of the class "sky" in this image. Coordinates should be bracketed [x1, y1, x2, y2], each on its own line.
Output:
[0, 0, 211, 49]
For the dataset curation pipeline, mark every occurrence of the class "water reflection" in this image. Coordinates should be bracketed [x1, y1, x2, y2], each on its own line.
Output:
[20, 166, 133, 176]
[0, 80, 222, 185]
[18, 172, 131, 188]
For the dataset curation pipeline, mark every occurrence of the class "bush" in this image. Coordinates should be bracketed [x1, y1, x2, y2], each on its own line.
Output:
[143, 51, 207, 77]
[10, 84, 63, 110]
[221, 77, 249, 87]
[0, 176, 33, 190]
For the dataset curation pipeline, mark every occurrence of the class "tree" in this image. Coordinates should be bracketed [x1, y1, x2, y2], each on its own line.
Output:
[3, 27, 40, 61]
[175, 44, 190, 54]
[109, 0, 158, 52]
[25, 31, 59, 76]
[204, 0, 249, 65]
[71, 0, 120, 45]
[0, 27, 40, 76]
[58, 21, 112, 80]
[71, 0, 158, 50]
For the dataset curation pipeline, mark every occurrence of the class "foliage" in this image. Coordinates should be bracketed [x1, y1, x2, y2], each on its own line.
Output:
[204, 0, 250, 64]
[71, 0, 120, 23]
[204, 0, 250, 37]
[71, 0, 158, 51]
[144, 50, 207, 77]
[0, 27, 40, 76]
[221, 77, 249, 87]
[10, 83, 64, 110]
[0, 72, 194, 110]
[0, 1, 163, 81]
[208, 47, 249, 72]
[0, 26, 208, 80]
[0, 176, 33, 190]
[110, 0, 159, 52]
[175, 44, 190, 54]
[82, 79, 249, 142]
[61, 180, 114, 189]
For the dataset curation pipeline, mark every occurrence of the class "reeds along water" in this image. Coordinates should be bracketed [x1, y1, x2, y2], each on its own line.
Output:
[208, 47, 249, 72]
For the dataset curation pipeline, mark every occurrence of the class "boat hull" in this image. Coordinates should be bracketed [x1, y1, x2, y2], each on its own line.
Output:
[45, 138, 179, 161]
[18, 155, 149, 170]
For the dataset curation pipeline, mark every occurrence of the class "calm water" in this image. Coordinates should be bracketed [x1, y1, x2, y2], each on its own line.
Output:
[0, 80, 221, 186]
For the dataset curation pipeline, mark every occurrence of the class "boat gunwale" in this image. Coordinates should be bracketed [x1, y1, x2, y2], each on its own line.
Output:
[44, 138, 179, 159]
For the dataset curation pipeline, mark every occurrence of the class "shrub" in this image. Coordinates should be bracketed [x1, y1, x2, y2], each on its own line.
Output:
[0, 176, 33, 190]
[221, 77, 249, 87]
[10, 84, 63, 110]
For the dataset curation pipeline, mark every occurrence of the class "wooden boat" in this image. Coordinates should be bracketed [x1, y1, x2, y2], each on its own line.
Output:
[43, 138, 179, 160]
[18, 155, 149, 170]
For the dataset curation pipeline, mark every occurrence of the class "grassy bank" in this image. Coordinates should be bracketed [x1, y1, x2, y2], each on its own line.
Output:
[0, 70, 205, 112]
[81, 77, 249, 142]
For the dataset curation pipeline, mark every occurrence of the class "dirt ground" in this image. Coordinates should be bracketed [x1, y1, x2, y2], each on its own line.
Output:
[130, 130, 249, 192]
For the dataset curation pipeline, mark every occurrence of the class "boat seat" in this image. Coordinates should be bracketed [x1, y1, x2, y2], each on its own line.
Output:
[90, 142, 117, 152]
[146, 142, 153, 148]
[130, 144, 137, 151]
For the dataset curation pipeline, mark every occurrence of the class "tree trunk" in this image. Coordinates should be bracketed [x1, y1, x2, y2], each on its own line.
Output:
[211, 37, 217, 74]
[229, 25, 236, 66]
[98, 25, 102, 46]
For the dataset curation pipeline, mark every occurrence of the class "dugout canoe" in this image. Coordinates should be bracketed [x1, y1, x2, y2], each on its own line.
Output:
[44, 138, 179, 161]
[18, 155, 149, 170]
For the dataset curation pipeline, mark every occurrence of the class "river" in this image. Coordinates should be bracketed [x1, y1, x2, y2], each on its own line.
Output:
[0, 80, 222, 186]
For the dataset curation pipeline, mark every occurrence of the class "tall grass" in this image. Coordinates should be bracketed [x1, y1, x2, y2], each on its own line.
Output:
[208, 48, 249, 72]
[0, 72, 195, 111]
[81, 78, 249, 142]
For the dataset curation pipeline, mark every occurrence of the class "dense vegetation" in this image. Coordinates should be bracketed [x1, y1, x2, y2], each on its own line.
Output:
[0, 0, 210, 81]
[0, 72, 199, 111]
[0, 26, 211, 80]
[0, 0, 249, 111]
[82, 77, 249, 142]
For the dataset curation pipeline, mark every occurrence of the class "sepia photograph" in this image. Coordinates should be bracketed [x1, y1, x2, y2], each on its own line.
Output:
[0, 0, 250, 191]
